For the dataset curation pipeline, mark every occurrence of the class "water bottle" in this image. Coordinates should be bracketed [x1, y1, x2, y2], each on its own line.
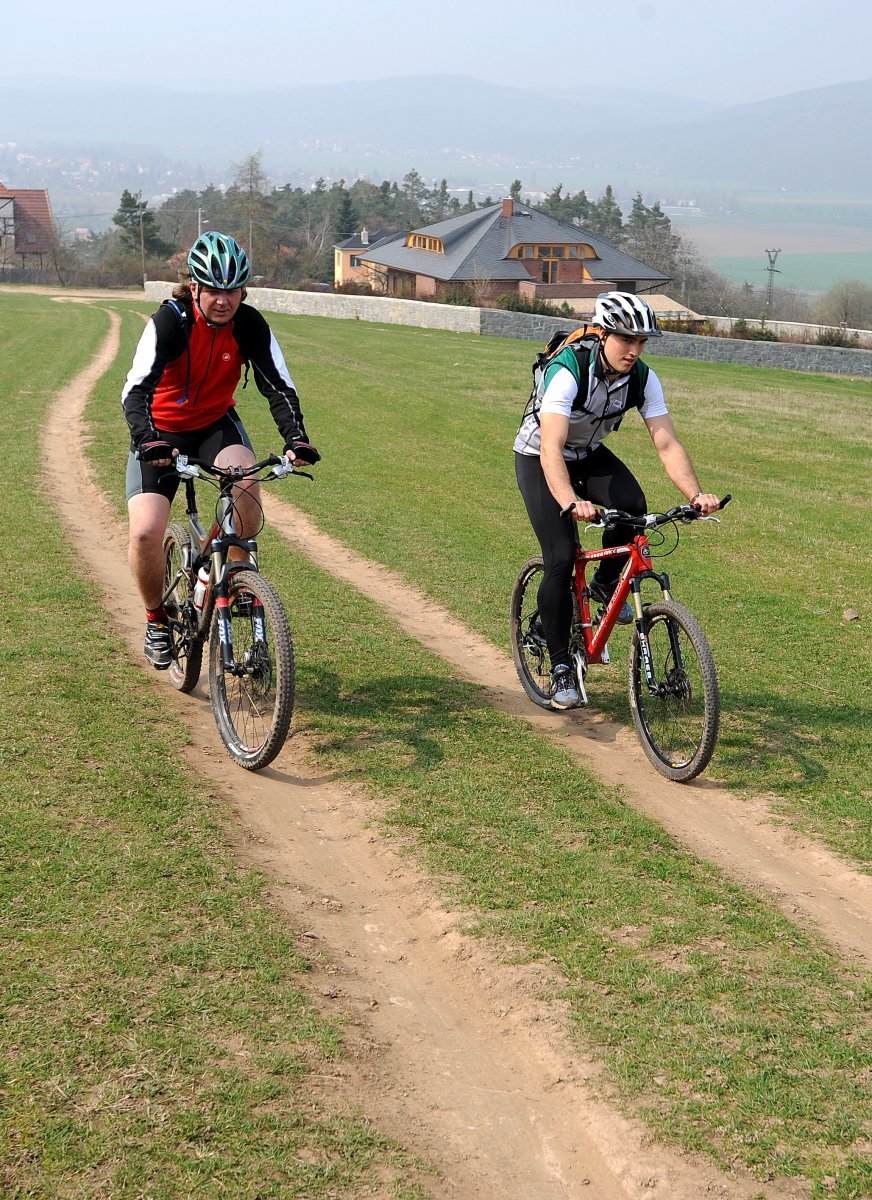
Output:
[192, 565, 210, 612]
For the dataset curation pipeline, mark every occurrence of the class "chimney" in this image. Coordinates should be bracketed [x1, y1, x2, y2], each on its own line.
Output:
[502, 198, 513, 219]
[360, 227, 369, 245]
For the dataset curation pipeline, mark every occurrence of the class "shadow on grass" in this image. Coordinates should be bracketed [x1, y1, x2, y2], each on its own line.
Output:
[295, 662, 493, 776]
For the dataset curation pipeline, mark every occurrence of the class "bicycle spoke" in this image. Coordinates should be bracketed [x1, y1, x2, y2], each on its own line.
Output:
[629, 600, 719, 782]
[209, 571, 294, 770]
[162, 523, 203, 693]
[510, 557, 554, 708]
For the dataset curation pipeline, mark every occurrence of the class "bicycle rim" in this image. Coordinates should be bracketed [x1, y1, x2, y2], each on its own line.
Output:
[208, 570, 295, 771]
[163, 523, 203, 693]
[509, 557, 553, 708]
[628, 599, 720, 782]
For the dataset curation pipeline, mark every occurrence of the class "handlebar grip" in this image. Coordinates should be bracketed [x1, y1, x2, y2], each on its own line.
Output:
[718, 494, 732, 510]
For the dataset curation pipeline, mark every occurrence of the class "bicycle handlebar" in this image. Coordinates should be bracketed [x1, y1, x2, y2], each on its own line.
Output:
[173, 453, 311, 482]
[588, 494, 732, 529]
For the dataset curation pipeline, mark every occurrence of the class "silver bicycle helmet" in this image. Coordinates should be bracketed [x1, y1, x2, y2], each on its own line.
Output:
[187, 230, 251, 289]
[593, 291, 662, 337]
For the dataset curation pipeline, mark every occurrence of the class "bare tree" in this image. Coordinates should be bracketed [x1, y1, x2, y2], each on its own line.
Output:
[813, 279, 872, 331]
[469, 266, 495, 307]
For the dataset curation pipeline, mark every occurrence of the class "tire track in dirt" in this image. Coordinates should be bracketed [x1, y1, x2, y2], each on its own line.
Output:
[40, 303, 854, 1200]
[261, 494, 872, 965]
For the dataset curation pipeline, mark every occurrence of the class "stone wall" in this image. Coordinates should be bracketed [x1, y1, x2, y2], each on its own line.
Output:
[143, 283, 872, 377]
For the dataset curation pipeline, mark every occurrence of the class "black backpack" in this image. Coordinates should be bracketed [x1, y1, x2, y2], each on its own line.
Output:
[524, 326, 649, 424]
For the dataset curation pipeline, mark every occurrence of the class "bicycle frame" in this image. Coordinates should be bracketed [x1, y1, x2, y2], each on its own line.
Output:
[571, 531, 669, 666]
[180, 475, 259, 630]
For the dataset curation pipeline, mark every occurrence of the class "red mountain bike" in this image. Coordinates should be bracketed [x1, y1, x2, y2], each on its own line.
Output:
[510, 497, 731, 782]
[161, 453, 310, 771]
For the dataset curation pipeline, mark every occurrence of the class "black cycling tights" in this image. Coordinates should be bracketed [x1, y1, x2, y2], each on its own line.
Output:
[515, 447, 645, 668]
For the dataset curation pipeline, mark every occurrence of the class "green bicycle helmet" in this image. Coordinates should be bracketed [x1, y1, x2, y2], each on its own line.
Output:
[187, 230, 251, 289]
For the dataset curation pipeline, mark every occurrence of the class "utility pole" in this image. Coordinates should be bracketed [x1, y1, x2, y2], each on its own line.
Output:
[764, 248, 781, 317]
[197, 208, 208, 236]
[138, 203, 147, 288]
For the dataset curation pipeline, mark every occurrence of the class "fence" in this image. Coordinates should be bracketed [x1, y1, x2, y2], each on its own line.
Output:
[143, 283, 872, 378]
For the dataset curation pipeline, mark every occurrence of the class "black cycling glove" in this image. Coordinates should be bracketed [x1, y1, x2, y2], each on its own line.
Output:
[136, 439, 174, 462]
[285, 440, 321, 465]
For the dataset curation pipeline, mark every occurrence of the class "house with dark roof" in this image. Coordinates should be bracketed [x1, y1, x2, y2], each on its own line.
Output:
[0, 184, 56, 269]
[333, 226, 396, 287]
[351, 199, 669, 305]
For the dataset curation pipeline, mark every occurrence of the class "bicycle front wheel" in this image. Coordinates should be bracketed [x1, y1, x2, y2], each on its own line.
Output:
[628, 599, 720, 783]
[163, 523, 203, 693]
[509, 556, 553, 708]
[208, 570, 295, 771]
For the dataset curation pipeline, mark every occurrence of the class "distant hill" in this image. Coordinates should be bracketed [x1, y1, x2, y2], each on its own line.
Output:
[2, 74, 870, 209]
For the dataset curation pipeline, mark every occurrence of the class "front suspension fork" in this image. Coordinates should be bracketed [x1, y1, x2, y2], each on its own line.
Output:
[215, 592, 268, 675]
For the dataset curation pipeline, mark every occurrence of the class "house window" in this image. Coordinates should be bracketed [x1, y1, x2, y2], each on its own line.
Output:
[541, 261, 558, 284]
[406, 234, 444, 252]
[350, 255, 362, 267]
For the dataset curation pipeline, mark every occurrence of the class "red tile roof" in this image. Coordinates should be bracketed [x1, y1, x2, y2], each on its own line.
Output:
[0, 183, 56, 256]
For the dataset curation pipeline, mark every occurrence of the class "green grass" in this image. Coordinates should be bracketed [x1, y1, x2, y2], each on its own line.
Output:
[711, 251, 872, 293]
[3, 291, 871, 1199]
[0, 293, 430, 1198]
[194, 311, 870, 870]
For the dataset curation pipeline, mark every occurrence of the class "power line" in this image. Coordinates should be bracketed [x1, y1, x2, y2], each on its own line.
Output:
[764, 248, 782, 314]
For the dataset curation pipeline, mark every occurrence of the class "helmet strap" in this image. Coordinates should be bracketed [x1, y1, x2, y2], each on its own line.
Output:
[598, 333, 622, 378]
[191, 284, 227, 329]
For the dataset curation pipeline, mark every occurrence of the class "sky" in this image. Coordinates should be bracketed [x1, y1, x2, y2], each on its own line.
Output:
[6, 0, 872, 106]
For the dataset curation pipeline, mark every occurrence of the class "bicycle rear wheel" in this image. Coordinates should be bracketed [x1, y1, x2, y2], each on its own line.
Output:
[208, 569, 294, 771]
[509, 557, 553, 708]
[163, 523, 203, 693]
[628, 599, 719, 782]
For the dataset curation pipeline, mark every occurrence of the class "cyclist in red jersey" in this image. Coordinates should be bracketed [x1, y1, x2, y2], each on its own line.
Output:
[122, 230, 319, 669]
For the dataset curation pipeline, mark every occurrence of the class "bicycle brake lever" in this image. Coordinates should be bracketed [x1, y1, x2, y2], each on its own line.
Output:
[269, 457, 296, 478]
[175, 454, 200, 479]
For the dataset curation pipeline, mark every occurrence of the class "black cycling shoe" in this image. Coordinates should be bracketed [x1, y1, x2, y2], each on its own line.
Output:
[144, 620, 172, 670]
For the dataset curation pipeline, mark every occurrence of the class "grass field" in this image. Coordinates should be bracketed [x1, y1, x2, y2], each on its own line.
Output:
[710, 250, 872, 293]
[670, 196, 872, 293]
[0, 294, 430, 1199]
[221, 309, 870, 869]
[3, 291, 871, 1199]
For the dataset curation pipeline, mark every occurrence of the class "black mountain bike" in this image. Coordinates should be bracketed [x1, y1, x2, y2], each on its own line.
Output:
[161, 453, 309, 771]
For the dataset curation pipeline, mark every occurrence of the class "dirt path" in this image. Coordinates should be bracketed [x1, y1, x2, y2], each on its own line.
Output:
[40, 306, 865, 1200]
[261, 495, 872, 965]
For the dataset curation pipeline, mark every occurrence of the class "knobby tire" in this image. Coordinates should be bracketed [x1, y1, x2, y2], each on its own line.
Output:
[509, 557, 553, 709]
[208, 569, 295, 771]
[628, 598, 720, 783]
[163, 522, 204, 693]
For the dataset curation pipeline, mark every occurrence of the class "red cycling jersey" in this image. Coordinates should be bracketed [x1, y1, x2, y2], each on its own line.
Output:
[150, 306, 245, 432]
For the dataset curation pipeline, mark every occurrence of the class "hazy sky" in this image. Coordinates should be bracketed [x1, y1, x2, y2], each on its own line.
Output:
[7, 0, 871, 105]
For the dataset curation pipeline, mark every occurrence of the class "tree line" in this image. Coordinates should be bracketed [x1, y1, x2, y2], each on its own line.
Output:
[42, 152, 872, 331]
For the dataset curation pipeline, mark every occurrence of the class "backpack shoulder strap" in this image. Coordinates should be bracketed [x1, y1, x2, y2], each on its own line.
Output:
[629, 359, 649, 409]
[159, 297, 192, 404]
[161, 297, 189, 325]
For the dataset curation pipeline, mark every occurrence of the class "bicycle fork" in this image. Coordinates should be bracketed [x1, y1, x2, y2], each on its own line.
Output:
[633, 573, 686, 698]
[215, 592, 269, 677]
